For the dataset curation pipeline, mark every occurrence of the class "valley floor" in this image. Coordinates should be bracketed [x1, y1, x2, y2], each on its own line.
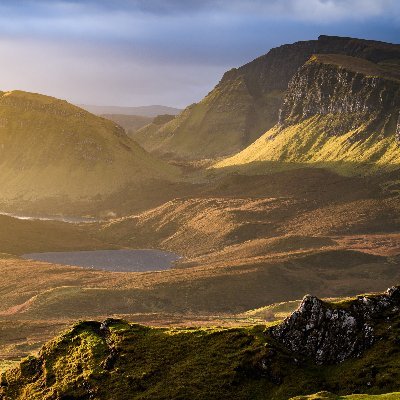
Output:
[1, 166, 400, 399]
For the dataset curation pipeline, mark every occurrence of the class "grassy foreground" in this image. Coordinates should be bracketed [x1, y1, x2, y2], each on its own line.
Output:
[3, 290, 400, 400]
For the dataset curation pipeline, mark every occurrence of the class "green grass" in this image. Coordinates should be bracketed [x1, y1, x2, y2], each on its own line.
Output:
[214, 114, 400, 176]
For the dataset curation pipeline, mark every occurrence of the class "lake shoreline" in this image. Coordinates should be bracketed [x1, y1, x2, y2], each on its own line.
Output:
[22, 249, 181, 272]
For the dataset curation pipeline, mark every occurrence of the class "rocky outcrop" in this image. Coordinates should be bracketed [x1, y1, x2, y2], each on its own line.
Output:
[271, 286, 400, 365]
[221, 35, 400, 108]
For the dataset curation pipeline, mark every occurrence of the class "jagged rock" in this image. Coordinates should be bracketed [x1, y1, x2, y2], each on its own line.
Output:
[271, 286, 400, 364]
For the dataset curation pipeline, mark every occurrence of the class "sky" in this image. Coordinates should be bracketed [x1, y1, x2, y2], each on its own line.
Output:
[0, 0, 399, 108]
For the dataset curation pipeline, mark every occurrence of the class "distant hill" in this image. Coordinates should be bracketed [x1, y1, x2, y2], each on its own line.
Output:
[215, 53, 400, 175]
[0, 90, 179, 212]
[100, 114, 153, 136]
[135, 35, 400, 160]
[79, 104, 181, 117]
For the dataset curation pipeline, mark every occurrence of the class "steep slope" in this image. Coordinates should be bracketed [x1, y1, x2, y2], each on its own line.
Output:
[3, 287, 400, 399]
[215, 54, 400, 174]
[135, 35, 400, 160]
[0, 91, 178, 209]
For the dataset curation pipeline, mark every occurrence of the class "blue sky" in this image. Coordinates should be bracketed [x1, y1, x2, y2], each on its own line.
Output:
[0, 0, 399, 108]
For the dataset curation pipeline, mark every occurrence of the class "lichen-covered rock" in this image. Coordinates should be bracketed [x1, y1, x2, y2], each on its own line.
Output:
[271, 286, 400, 364]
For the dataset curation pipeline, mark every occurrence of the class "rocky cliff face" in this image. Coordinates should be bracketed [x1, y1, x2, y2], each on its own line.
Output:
[271, 286, 400, 365]
[279, 55, 400, 140]
[136, 35, 400, 160]
[396, 113, 400, 142]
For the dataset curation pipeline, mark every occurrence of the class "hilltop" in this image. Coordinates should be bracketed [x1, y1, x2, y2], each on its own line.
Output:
[135, 35, 400, 160]
[0, 90, 180, 214]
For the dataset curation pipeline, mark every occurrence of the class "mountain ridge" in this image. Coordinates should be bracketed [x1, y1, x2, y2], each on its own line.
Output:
[134, 35, 400, 161]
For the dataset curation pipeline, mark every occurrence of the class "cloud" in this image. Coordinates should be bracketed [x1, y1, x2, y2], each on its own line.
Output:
[0, 0, 398, 107]
[0, 37, 226, 108]
[1, 1, 399, 36]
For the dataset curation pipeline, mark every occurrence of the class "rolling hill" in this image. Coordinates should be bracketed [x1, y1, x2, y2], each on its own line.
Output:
[135, 35, 400, 160]
[0, 90, 179, 213]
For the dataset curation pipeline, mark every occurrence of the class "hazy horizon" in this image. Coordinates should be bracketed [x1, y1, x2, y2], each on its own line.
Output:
[0, 0, 399, 108]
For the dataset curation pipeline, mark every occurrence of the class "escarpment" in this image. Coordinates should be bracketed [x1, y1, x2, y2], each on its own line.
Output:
[279, 54, 400, 139]
[396, 112, 400, 141]
[135, 35, 400, 160]
[215, 52, 400, 173]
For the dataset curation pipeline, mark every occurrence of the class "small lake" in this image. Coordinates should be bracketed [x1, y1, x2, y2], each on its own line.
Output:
[0, 212, 99, 224]
[22, 249, 180, 272]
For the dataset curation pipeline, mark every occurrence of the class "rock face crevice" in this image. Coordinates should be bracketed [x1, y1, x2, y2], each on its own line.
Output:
[271, 286, 400, 364]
